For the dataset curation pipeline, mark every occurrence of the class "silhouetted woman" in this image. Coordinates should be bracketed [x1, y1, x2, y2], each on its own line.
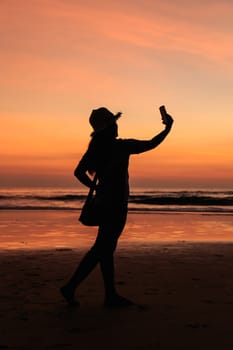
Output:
[61, 107, 174, 308]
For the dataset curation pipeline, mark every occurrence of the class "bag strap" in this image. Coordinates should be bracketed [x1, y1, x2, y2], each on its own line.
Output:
[87, 173, 98, 199]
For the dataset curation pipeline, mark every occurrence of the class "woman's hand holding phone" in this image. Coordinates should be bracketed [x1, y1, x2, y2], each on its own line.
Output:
[159, 105, 174, 129]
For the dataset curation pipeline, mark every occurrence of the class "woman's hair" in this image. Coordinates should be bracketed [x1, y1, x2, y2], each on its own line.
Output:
[86, 123, 117, 174]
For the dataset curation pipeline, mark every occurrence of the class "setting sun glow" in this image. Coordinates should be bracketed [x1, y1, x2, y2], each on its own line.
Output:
[1, 0, 233, 189]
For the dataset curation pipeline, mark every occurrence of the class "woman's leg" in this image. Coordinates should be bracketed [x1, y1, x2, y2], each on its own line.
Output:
[97, 226, 119, 299]
[99, 232, 134, 307]
[61, 213, 128, 306]
[97, 214, 133, 307]
[66, 248, 100, 289]
[60, 226, 116, 306]
[60, 243, 101, 305]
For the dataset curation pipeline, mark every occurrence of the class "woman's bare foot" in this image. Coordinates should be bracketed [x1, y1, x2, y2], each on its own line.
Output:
[104, 294, 134, 308]
[60, 285, 80, 307]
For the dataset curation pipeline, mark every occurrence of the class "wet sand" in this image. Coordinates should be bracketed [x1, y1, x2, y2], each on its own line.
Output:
[0, 211, 233, 349]
[0, 210, 233, 249]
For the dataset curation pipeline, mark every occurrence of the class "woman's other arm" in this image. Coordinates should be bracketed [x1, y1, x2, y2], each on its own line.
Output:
[74, 152, 94, 188]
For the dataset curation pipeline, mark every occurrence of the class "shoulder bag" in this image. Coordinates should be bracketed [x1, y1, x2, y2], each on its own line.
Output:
[79, 174, 101, 226]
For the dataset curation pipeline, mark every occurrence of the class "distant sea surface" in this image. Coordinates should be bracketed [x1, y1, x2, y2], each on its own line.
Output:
[0, 188, 233, 214]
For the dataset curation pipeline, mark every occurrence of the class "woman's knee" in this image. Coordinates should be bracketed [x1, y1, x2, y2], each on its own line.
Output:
[92, 235, 118, 257]
[99, 221, 125, 239]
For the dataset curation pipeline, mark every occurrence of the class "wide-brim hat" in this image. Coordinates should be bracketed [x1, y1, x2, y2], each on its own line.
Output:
[89, 107, 122, 135]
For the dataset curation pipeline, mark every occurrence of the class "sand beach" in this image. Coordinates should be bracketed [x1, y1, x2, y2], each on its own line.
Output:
[0, 211, 233, 349]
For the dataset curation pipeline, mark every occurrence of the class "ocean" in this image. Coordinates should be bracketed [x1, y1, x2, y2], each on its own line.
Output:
[0, 188, 232, 214]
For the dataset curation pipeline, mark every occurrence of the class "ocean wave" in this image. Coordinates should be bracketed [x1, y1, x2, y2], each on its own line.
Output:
[0, 205, 233, 214]
[0, 189, 233, 213]
[0, 191, 233, 203]
[129, 195, 233, 206]
[0, 194, 85, 201]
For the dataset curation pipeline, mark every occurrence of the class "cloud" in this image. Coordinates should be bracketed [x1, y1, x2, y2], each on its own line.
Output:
[1, 0, 233, 65]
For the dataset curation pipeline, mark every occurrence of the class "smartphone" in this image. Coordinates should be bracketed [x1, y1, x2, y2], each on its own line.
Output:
[159, 105, 167, 124]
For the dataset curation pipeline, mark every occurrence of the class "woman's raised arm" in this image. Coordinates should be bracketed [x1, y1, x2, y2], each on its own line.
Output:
[126, 112, 174, 154]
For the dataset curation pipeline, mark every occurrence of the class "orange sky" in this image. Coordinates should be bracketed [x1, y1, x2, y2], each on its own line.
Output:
[1, 0, 233, 188]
